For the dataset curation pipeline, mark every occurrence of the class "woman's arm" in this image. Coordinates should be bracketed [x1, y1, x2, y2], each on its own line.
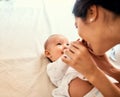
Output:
[62, 41, 120, 97]
[90, 54, 120, 82]
[87, 66, 120, 97]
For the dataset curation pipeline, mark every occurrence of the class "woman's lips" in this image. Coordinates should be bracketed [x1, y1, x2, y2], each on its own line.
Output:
[81, 39, 94, 54]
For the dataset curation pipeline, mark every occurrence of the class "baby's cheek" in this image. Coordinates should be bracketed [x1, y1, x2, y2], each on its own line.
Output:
[56, 53, 62, 59]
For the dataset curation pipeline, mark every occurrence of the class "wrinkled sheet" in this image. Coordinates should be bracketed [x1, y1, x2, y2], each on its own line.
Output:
[0, 55, 55, 97]
[0, 0, 76, 97]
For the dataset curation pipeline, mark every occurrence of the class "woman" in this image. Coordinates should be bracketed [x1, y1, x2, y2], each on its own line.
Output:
[62, 0, 120, 97]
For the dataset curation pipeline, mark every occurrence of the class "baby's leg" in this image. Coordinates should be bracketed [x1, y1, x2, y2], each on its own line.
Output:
[68, 77, 93, 97]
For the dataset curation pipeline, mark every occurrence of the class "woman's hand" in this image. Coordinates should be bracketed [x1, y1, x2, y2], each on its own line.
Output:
[62, 40, 120, 82]
[61, 40, 98, 78]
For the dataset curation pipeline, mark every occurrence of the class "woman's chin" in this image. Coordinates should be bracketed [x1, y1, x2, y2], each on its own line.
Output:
[90, 49, 105, 56]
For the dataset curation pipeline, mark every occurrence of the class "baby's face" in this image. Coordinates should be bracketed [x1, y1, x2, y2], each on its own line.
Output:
[47, 35, 69, 61]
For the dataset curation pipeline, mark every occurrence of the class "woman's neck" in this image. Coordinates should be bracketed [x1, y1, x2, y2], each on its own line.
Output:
[109, 16, 120, 44]
[114, 16, 120, 42]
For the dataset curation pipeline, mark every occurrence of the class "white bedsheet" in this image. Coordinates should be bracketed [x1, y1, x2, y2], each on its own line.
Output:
[0, 55, 55, 97]
[0, 0, 77, 97]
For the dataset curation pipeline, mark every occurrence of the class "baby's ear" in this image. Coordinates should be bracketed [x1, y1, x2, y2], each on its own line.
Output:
[45, 50, 51, 59]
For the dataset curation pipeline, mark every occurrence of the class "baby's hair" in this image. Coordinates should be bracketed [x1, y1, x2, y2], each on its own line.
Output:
[44, 34, 65, 50]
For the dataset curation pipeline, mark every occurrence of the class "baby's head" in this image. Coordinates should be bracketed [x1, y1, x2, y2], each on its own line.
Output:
[44, 34, 69, 62]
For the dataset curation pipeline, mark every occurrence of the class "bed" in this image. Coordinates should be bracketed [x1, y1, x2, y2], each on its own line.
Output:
[0, 0, 77, 97]
[0, 0, 120, 97]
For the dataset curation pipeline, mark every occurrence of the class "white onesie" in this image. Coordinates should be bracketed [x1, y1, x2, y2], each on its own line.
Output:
[47, 58, 116, 97]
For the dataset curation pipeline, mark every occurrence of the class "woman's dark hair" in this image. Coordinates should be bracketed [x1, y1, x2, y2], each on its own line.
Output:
[73, 0, 120, 18]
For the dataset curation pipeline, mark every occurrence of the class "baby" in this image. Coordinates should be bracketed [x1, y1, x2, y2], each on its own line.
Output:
[44, 34, 104, 97]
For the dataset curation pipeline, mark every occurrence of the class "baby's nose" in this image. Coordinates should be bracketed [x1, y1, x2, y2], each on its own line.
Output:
[64, 44, 69, 49]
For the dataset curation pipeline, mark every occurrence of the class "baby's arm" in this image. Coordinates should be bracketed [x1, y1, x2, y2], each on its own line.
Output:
[47, 58, 69, 86]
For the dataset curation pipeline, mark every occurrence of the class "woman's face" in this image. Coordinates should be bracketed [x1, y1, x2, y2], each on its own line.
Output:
[75, 17, 109, 55]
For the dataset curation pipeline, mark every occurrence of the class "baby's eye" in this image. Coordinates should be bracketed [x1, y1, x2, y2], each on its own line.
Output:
[57, 43, 62, 45]
[66, 43, 69, 46]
